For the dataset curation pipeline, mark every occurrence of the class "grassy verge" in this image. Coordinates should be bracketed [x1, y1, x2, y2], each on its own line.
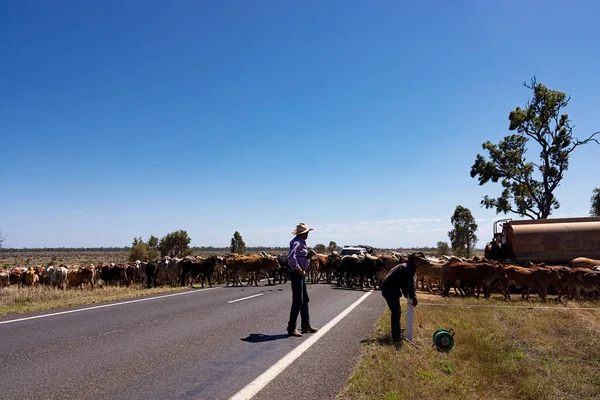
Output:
[340, 294, 600, 400]
[0, 284, 191, 316]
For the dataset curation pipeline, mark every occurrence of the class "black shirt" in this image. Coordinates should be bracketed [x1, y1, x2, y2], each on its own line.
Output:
[381, 262, 416, 300]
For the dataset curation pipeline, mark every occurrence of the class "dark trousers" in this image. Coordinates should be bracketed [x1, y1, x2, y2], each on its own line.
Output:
[287, 271, 310, 332]
[382, 289, 402, 339]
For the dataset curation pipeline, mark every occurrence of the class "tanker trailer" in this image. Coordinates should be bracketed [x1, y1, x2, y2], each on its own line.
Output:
[486, 217, 600, 265]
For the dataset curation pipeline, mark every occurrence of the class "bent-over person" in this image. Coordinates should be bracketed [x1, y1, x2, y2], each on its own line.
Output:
[380, 256, 418, 341]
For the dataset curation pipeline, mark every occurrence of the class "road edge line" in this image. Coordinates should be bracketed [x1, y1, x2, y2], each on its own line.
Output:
[230, 290, 374, 400]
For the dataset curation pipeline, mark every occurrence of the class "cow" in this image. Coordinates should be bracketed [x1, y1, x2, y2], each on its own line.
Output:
[156, 257, 182, 286]
[338, 255, 385, 290]
[320, 253, 341, 284]
[42, 266, 55, 286]
[133, 260, 146, 284]
[442, 261, 507, 298]
[224, 254, 280, 286]
[274, 254, 289, 284]
[501, 265, 563, 302]
[569, 257, 600, 270]
[51, 266, 69, 290]
[376, 254, 400, 288]
[307, 252, 329, 284]
[180, 256, 224, 288]
[100, 264, 129, 286]
[145, 262, 158, 288]
[561, 268, 600, 300]
[412, 255, 445, 293]
[9, 268, 26, 286]
[0, 271, 10, 289]
[23, 267, 40, 286]
[67, 266, 96, 289]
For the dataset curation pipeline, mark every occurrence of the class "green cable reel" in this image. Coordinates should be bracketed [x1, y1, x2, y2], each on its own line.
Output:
[432, 328, 455, 351]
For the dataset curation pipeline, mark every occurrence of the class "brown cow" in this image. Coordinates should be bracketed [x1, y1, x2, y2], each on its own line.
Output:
[224, 254, 280, 286]
[561, 268, 600, 300]
[24, 268, 40, 286]
[569, 257, 600, 270]
[307, 253, 328, 284]
[9, 268, 25, 286]
[412, 256, 444, 293]
[0, 271, 10, 289]
[67, 266, 96, 289]
[501, 265, 563, 302]
[442, 261, 507, 298]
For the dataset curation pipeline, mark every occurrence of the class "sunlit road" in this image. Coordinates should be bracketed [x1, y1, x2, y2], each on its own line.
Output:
[0, 282, 384, 400]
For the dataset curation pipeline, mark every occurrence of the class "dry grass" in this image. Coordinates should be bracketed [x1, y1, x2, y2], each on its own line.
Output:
[340, 294, 600, 400]
[0, 284, 190, 316]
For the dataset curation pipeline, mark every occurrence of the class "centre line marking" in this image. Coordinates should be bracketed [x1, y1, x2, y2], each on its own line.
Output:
[228, 293, 264, 304]
[230, 290, 374, 400]
[0, 287, 218, 326]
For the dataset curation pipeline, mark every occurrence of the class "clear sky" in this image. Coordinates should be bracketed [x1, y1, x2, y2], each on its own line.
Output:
[1, 1, 599, 249]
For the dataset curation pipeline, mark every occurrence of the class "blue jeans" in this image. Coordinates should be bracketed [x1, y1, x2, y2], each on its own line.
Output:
[287, 270, 310, 332]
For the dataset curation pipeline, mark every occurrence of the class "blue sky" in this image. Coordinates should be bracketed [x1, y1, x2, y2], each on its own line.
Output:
[1, 0, 599, 249]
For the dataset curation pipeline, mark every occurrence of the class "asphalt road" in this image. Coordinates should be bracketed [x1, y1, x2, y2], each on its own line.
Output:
[0, 282, 385, 400]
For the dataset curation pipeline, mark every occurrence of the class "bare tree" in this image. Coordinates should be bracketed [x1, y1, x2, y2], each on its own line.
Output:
[0, 230, 5, 248]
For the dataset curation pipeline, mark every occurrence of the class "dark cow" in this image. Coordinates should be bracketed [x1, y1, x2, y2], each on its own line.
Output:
[145, 262, 158, 288]
[100, 264, 129, 286]
[275, 254, 289, 284]
[338, 255, 385, 290]
[180, 256, 224, 288]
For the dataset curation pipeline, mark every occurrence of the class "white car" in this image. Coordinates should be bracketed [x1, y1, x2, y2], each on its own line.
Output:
[338, 246, 367, 257]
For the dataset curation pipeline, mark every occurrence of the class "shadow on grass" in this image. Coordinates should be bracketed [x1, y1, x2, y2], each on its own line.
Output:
[360, 337, 403, 349]
[241, 333, 289, 343]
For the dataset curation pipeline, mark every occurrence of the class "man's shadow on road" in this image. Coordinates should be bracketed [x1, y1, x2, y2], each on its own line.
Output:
[241, 333, 289, 343]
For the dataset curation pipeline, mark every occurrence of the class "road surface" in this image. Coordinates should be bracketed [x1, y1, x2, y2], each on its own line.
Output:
[0, 282, 385, 399]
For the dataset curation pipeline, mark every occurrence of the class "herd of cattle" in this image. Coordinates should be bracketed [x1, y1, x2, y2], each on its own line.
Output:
[1, 251, 600, 302]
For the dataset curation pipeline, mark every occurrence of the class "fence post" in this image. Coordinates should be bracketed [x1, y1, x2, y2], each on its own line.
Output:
[406, 298, 414, 341]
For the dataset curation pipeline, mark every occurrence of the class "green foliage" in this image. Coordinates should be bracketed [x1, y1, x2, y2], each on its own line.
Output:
[313, 243, 327, 253]
[436, 241, 451, 257]
[471, 78, 599, 219]
[158, 230, 192, 258]
[230, 231, 246, 255]
[147, 235, 159, 249]
[128, 236, 159, 262]
[448, 206, 478, 258]
[327, 241, 338, 253]
[591, 188, 600, 217]
[129, 237, 149, 262]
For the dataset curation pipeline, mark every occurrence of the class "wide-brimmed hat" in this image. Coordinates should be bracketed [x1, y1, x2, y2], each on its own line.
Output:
[291, 223, 314, 235]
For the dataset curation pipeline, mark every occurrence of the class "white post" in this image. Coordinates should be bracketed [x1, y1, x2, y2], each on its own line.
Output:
[406, 298, 414, 341]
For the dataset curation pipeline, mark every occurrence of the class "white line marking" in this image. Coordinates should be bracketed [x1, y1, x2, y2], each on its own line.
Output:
[228, 293, 264, 303]
[417, 303, 600, 311]
[0, 287, 218, 325]
[230, 290, 374, 400]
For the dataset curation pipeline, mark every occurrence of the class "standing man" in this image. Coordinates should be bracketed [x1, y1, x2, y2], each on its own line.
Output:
[287, 223, 319, 337]
[380, 255, 418, 342]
